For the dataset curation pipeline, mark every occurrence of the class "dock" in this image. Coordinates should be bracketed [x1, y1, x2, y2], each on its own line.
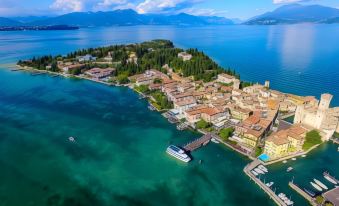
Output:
[31, 71, 46, 76]
[244, 160, 288, 206]
[288, 181, 316, 206]
[183, 133, 213, 152]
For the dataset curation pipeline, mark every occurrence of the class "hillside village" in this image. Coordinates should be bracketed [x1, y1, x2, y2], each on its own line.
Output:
[18, 40, 339, 162]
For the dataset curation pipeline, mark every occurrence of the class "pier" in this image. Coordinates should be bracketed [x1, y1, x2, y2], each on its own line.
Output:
[288, 182, 316, 206]
[183, 133, 213, 152]
[244, 160, 288, 206]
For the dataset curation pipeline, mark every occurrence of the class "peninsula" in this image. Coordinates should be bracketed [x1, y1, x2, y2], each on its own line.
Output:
[17, 39, 339, 162]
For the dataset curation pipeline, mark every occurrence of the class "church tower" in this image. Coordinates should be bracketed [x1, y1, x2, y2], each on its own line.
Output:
[318, 93, 332, 110]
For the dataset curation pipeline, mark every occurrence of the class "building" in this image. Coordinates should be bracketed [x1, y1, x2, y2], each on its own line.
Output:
[173, 98, 197, 115]
[217, 73, 236, 84]
[184, 106, 225, 125]
[61, 64, 85, 73]
[323, 187, 339, 206]
[294, 93, 339, 140]
[85, 68, 115, 80]
[264, 125, 307, 160]
[77, 54, 96, 62]
[178, 52, 192, 61]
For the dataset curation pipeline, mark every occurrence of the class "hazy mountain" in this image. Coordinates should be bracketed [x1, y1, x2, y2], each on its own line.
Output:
[321, 17, 339, 24]
[245, 4, 339, 25]
[11, 16, 51, 23]
[0, 17, 22, 26]
[5, 9, 233, 27]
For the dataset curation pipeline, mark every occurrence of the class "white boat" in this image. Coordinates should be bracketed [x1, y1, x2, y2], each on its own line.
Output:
[287, 167, 293, 172]
[68, 136, 75, 142]
[266, 182, 274, 187]
[314, 179, 328, 190]
[258, 165, 268, 173]
[283, 160, 287, 164]
[310, 182, 323, 192]
[211, 138, 220, 144]
[292, 158, 296, 161]
[324, 173, 338, 185]
[254, 168, 265, 175]
[251, 170, 258, 176]
[166, 145, 191, 163]
[302, 155, 306, 157]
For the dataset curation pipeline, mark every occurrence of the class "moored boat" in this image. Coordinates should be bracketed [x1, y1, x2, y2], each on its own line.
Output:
[287, 167, 293, 172]
[254, 168, 265, 175]
[258, 165, 268, 173]
[166, 145, 191, 163]
[310, 182, 323, 192]
[251, 170, 258, 176]
[303, 188, 316, 197]
[211, 138, 220, 144]
[323, 172, 338, 185]
[314, 179, 328, 190]
[265, 182, 274, 187]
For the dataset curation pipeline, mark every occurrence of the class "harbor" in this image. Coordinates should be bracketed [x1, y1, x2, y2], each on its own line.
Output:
[183, 133, 213, 152]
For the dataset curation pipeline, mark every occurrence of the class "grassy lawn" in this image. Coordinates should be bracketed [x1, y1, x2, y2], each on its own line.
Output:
[302, 130, 322, 151]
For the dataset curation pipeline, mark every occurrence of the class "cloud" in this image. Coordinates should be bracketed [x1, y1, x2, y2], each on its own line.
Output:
[50, 0, 84, 12]
[136, 0, 204, 14]
[273, 0, 308, 4]
[98, 0, 127, 6]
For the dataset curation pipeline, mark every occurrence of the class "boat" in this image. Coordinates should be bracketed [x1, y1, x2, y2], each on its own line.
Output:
[254, 168, 265, 175]
[258, 165, 268, 173]
[292, 158, 296, 161]
[310, 182, 323, 192]
[265, 182, 274, 187]
[314, 179, 328, 190]
[323, 172, 338, 185]
[68, 136, 75, 142]
[303, 188, 316, 197]
[251, 170, 258, 176]
[302, 155, 306, 157]
[287, 167, 293, 172]
[283, 160, 287, 164]
[211, 138, 220, 144]
[285, 200, 294, 206]
[166, 145, 191, 163]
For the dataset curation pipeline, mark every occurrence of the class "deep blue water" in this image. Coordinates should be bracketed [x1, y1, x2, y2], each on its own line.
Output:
[0, 25, 339, 206]
[1, 24, 338, 105]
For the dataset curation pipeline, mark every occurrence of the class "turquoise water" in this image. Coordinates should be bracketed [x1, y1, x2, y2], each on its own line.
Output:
[0, 25, 339, 206]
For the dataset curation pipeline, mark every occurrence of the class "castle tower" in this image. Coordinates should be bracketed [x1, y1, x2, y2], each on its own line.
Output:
[294, 104, 304, 124]
[233, 79, 240, 90]
[318, 93, 332, 110]
[265, 80, 270, 89]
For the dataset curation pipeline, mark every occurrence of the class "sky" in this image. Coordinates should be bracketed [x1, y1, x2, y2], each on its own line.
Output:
[0, 0, 338, 19]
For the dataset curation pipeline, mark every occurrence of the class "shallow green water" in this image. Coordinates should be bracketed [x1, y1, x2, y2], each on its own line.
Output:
[0, 69, 275, 206]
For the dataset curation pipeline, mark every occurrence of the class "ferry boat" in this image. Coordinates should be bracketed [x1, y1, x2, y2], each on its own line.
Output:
[166, 145, 191, 163]
[314, 179, 328, 190]
[258, 165, 268, 173]
[287, 167, 293, 172]
[310, 182, 323, 192]
[303, 188, 316, 197]
[323, 172, 338, 185]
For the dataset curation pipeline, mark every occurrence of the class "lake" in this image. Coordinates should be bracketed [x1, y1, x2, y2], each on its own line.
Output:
[0, 25, 338, 206]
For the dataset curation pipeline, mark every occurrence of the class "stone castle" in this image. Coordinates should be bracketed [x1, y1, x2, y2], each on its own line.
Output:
[294, 93, 339, 140]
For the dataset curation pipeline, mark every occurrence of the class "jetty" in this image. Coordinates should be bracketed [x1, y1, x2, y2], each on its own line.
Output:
[288, 181, 316, 206]
[183, 133, 213, 152]
[244, 160, 288, 206]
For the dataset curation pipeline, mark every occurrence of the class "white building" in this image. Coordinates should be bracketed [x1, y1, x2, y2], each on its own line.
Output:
[217, 73, 236, 84]
[178, 52, 192, 61]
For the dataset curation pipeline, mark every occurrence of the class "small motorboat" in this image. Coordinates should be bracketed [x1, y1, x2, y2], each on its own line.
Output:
[287, 167, 293, 172]
[68, 136, 75, 142]
[291, 158, 296, 161]
[266, 182, 274, 187]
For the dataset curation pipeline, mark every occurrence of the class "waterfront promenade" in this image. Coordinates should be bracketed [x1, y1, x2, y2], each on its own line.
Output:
[243, 160, 287, 206]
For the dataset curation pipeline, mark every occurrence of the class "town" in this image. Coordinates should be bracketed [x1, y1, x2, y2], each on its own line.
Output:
[17, 40, 339, 206]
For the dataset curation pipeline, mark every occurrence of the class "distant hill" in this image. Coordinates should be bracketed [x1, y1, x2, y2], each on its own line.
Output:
[0, 9, 233, 27]
[0, 17, 22, 26]
[321, 17, 339, 24]
[245, 4, 339, 25]
[11, 16, 50, 23]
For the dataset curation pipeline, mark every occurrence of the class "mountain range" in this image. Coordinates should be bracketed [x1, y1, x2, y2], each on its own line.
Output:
[0, 10, 233, 27]
[245, 4, 339, 25]
[1, 4, 339, 27]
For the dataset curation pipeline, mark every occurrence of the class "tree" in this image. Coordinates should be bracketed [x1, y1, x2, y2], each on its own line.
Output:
[117, 74, 129, 84]
[196, 119, 210, 129]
